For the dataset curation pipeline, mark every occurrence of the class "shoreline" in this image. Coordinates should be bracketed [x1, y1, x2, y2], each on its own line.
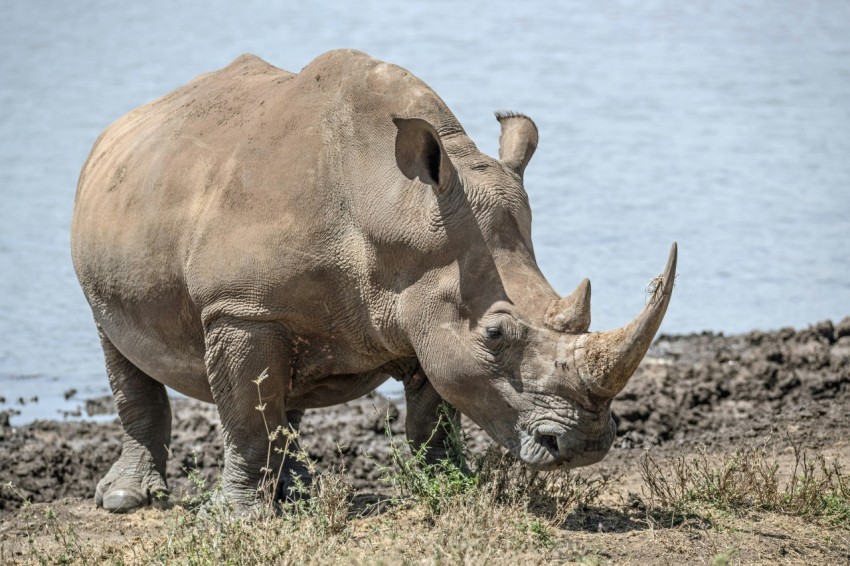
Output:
[2, 317, 846, 427]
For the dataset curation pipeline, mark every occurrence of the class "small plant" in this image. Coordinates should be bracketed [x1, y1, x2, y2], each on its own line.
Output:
[377, 407, 478, 517]
[179, 449, 217, 510]
[711, 546, 737, 566]
[782, 442, 850, 525]
[520, 517, 555, 547]
[253, 368, 300, 509]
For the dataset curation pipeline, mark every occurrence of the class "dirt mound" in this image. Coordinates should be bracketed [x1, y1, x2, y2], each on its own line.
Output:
[2, 318, 849, 515]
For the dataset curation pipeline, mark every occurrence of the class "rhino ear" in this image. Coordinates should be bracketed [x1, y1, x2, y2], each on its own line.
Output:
[393, 117, 457, 190]
[496, 111, 538, 178]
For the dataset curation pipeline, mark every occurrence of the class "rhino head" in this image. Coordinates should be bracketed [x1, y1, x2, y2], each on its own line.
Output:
[393, 113, 676, 470]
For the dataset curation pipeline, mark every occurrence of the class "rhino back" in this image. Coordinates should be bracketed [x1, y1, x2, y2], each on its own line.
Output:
[71, 50, 465, 392]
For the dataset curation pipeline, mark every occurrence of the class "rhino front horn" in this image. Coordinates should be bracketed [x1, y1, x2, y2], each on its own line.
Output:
[574, 243, 677, 397]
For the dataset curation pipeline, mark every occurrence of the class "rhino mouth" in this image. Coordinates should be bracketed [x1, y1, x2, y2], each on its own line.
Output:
[518, 418, 616, 470]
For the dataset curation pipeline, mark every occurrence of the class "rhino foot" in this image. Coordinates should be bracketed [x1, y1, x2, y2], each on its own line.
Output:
[95, 466, 168, 513]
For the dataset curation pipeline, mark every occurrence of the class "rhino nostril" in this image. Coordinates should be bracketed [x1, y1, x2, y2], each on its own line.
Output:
[537, 433, 559, 455]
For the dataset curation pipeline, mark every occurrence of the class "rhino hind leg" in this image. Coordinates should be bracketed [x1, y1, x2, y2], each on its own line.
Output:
[96, 328, 171, 513]
[403, 367, 465, 469]
[204, 317, 306, 512]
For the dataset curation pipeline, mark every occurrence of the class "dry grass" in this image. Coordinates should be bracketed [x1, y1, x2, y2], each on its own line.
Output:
[2, 453, 607, 564]
[2, 400, 848, 565]
[0, 408, 613, 564]
[3, 438, 849, 565]
[639, 439, 850, 527]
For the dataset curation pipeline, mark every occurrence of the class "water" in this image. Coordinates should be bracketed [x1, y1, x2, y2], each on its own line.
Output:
[1, 1, 848, 423]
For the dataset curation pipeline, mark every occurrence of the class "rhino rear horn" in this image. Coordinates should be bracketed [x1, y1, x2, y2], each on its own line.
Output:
[496, 111, 538, 177]
[575, 243, 677, 397]
[544, 278, 591, 334]
[393, 117, 457, 190]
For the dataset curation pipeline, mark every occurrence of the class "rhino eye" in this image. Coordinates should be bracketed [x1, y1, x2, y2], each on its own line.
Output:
[485, 327, 503, 340]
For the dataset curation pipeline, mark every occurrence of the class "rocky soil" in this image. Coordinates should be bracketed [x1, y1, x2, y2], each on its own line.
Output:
[2, 318, 850, 516]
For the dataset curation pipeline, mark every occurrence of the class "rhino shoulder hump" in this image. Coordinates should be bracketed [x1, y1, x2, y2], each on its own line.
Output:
[219, 53, 291, 79]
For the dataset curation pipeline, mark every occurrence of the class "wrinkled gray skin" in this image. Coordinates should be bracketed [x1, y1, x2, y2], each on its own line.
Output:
[71, 50, 676, 513]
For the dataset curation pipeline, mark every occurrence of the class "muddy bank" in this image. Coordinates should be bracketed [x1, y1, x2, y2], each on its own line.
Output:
[2, 318, 849, 515]
[615, 317, 850, 450]
[0, 393, 405, 515]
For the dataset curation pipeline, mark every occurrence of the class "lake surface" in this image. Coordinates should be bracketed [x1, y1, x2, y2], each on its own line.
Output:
[1, 1, 848, 423]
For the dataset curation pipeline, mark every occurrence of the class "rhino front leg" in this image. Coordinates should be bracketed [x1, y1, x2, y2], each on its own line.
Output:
[204, 317, 308, 511]
[96, 328, 171, 513]
[403, 367, 464, 468]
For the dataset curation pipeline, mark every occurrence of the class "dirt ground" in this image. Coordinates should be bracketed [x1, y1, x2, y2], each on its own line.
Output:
[1, 317, 849, 563]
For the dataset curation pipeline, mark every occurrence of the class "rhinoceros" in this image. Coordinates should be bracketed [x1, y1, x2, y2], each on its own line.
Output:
[71, 49, 676, 513]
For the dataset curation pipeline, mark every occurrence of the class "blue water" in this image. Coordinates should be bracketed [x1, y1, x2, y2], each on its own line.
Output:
[1, 1, 848, 423]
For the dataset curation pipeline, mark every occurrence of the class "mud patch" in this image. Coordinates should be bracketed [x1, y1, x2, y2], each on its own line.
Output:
[613, 318, 850, 451]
